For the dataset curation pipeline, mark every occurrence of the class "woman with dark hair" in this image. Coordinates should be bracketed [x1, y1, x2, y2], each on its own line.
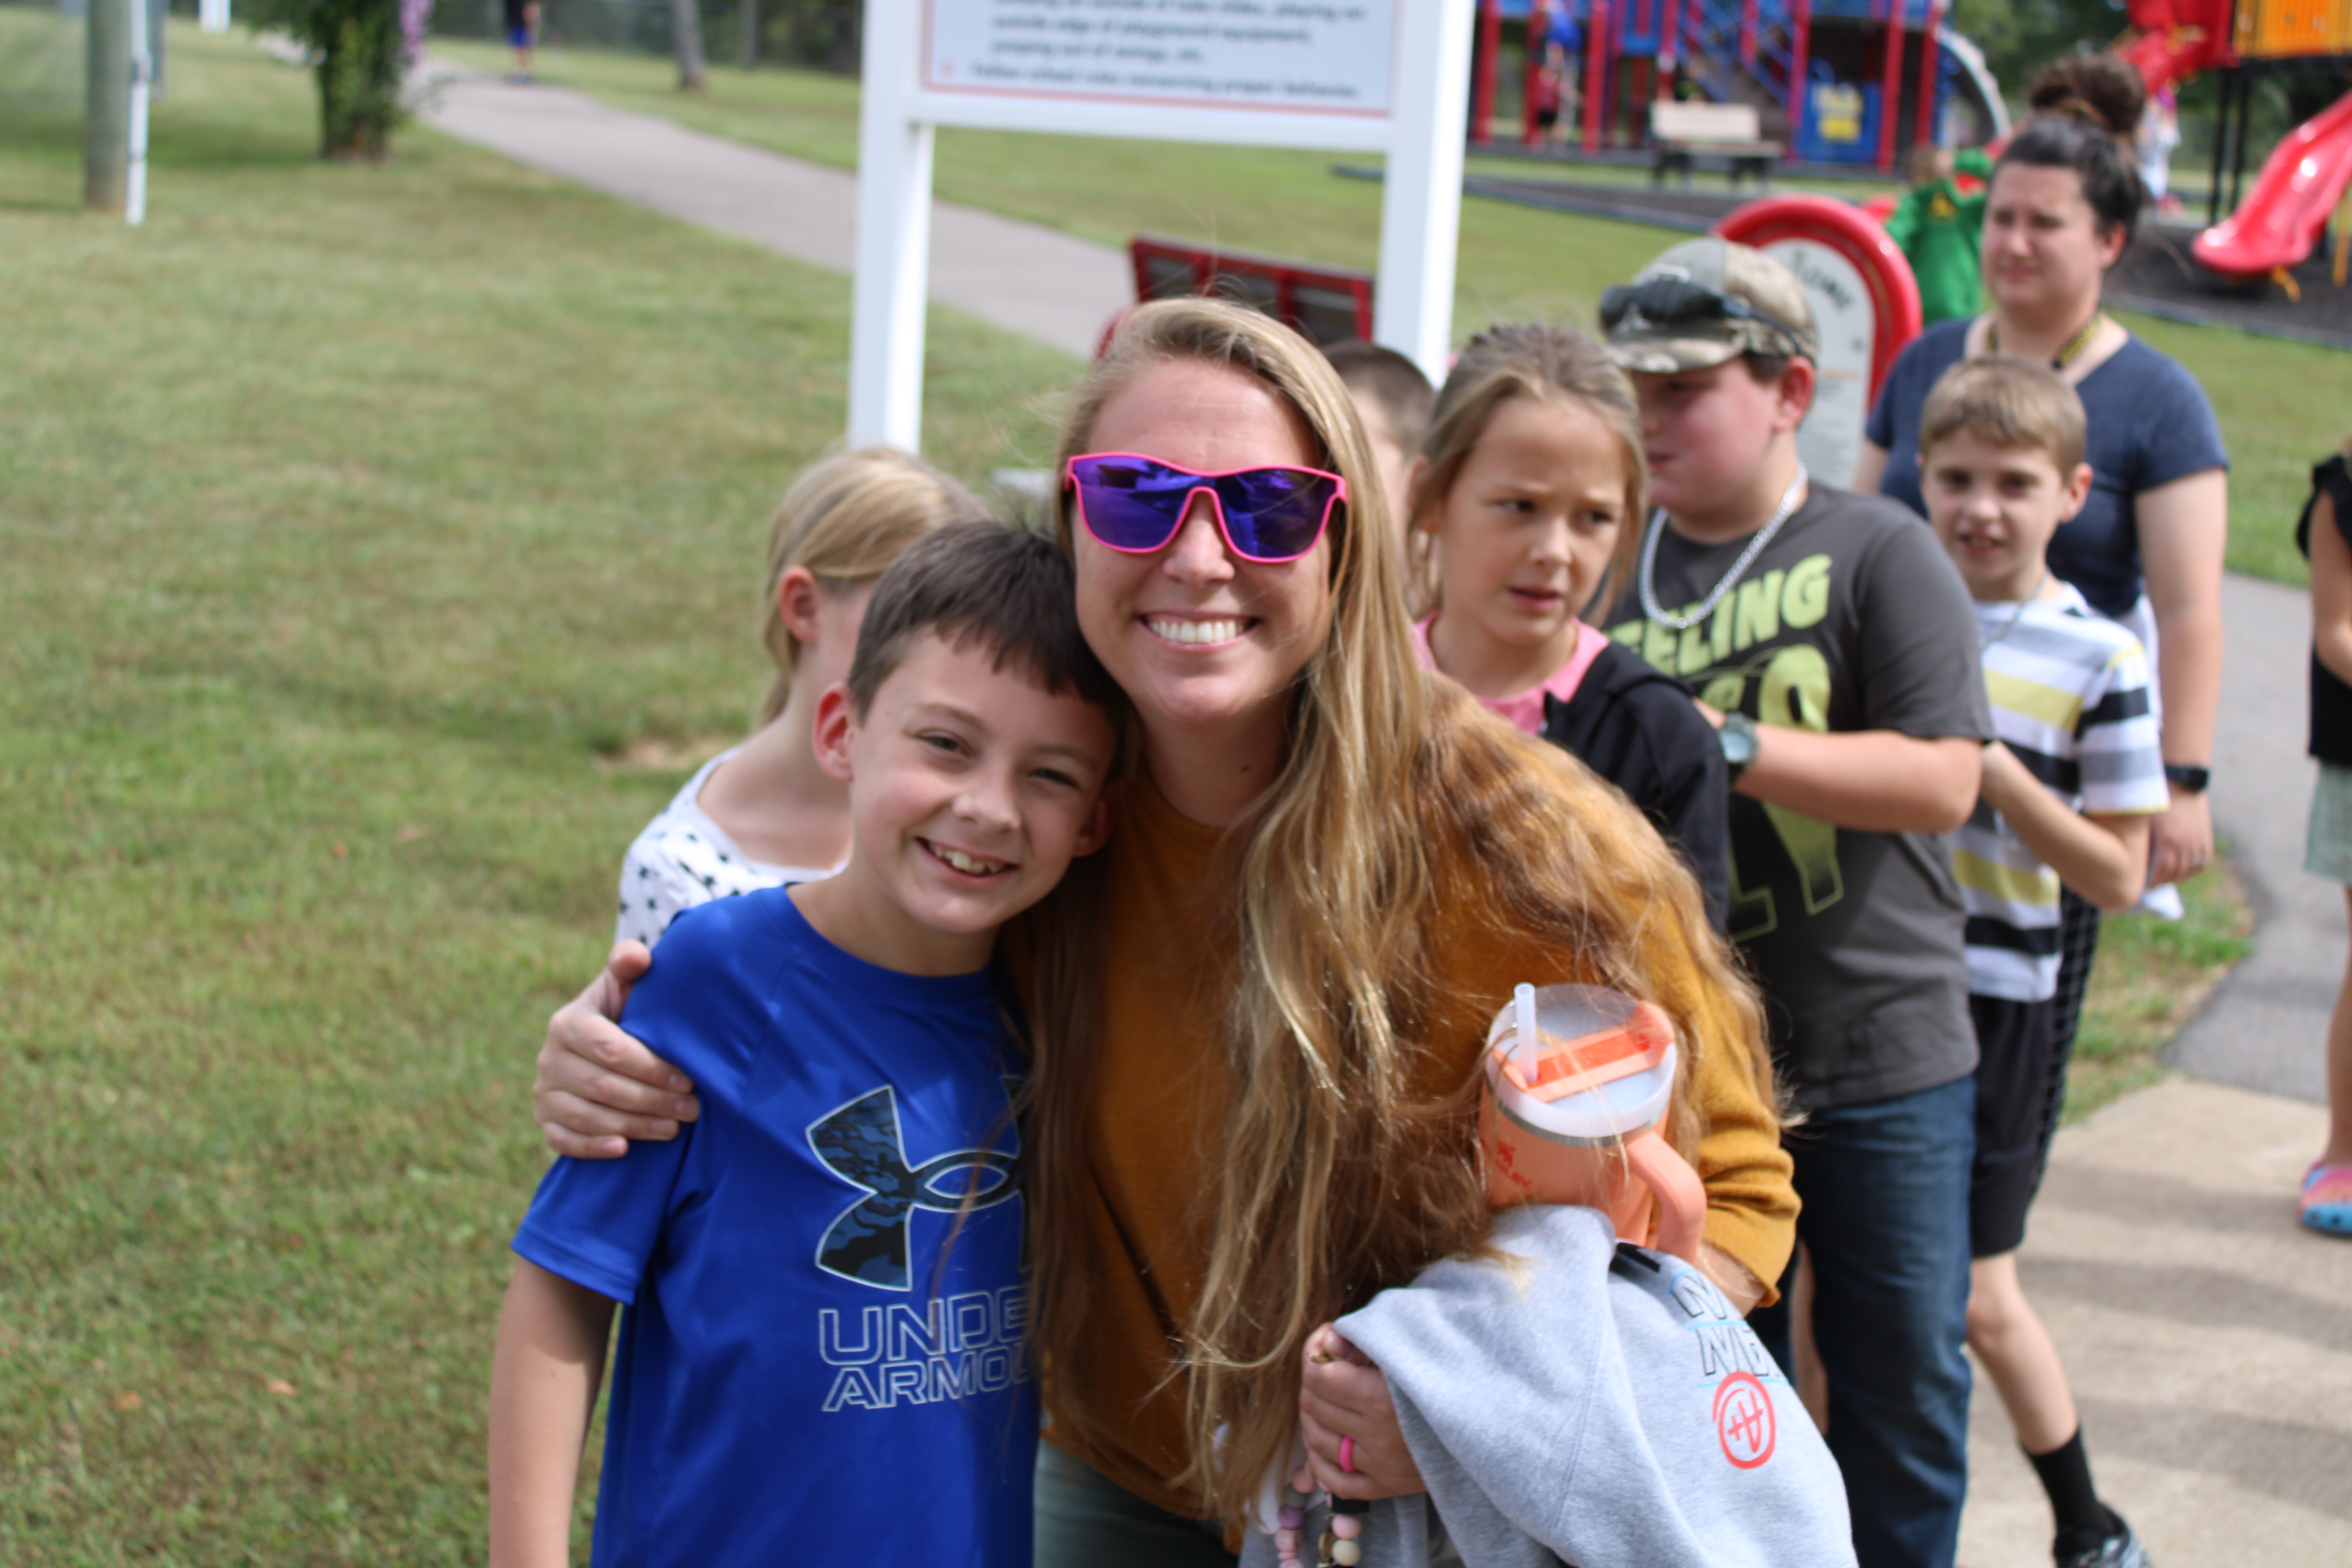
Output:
[1860, 76, 2223, 897]
[1858, 73, 2225, 1018]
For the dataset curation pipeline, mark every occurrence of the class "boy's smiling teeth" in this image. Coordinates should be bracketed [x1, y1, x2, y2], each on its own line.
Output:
[925, 841, 1007, 875]
[1145, 615, 1246, 645]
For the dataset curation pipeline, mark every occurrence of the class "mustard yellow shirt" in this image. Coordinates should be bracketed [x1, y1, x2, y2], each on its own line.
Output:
[1046, 772, 1798, 1517]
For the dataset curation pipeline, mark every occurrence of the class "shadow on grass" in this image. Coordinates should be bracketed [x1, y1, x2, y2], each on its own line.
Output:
[0, 103, 326, 190]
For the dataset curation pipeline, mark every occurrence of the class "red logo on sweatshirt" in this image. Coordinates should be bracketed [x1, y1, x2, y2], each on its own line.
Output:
[1713, 1372, 1776, 1468]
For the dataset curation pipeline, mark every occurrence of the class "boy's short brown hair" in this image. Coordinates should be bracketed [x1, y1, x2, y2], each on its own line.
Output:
[1918, 356, 2087, 475]
[845, 520, 1127, 726]
[1323, 339, 1436, 453]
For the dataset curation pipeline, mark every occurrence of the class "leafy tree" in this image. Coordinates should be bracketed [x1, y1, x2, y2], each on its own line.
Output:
[245, 0, 427, 160]
[1949, 0, 2129, 93]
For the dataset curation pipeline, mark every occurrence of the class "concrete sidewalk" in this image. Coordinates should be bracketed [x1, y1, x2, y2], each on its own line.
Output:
[2171, 573, 2343, 1103]
[1961, 570, 2352, 1564]
[417, 65, 1127, 361]
[1956, 1080, 2351, 1566]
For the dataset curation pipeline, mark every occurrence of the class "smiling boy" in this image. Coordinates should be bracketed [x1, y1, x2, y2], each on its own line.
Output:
[486, 523, 1123, 1568]
[1922, 358, 2165, 1568]
[1596, 238, 1992, 1568]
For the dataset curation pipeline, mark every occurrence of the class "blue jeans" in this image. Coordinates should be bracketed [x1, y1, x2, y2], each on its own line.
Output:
[1750, 1073, 1976, 1568]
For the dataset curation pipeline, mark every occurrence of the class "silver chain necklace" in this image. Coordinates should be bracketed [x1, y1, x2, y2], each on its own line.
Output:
[1638, 464, 1809, 631]
[1978, 568, 2049, 651]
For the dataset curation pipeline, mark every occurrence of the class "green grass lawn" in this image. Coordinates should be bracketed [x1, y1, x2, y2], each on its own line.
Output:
[0, 24, 1074, 1563]
[427, 36, 2352, 585]
[2067, 863, 2254, 1120]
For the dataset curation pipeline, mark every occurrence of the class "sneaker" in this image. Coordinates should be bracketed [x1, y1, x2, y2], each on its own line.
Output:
[2301, 1163, 2352, 1236]
[2056, 1510, 2149, 1568]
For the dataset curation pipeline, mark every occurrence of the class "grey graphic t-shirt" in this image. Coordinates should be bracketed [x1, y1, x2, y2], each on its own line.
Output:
[1599, 485, 1992, 1109]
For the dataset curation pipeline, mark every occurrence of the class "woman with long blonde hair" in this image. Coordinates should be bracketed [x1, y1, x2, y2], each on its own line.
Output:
[532, 300, 1797, 1560]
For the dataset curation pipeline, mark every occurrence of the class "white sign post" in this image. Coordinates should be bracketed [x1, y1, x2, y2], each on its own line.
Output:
[850, 0, 1474, 451]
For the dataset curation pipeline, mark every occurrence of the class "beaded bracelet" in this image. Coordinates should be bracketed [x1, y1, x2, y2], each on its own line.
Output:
[1269, 1472, 1369, 1568]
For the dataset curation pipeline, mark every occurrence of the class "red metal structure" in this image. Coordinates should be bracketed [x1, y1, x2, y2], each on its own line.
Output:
[1717, 194, 1924, 395]
[1125, 237, 1376, 348]
[1877, 0, 1905, 171]
[1913, 0, 1942, 148]
[1472, 0, 1505, 142]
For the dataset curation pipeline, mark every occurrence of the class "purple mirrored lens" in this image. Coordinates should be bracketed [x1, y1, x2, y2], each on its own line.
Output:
[1071, 457, 1197, 551]
[1218, 468, 1330, 559]
[1070, 457, 1335, 561]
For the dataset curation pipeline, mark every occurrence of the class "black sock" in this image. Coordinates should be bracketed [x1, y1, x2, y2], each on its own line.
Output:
[2027, 1426, 2110, 1552]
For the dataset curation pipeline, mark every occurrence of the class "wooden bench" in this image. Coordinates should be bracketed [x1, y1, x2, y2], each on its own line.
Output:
[1650, 101, 1782, 190]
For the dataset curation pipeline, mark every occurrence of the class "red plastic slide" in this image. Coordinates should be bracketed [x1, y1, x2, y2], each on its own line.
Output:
[2194, 88, 2352, 280]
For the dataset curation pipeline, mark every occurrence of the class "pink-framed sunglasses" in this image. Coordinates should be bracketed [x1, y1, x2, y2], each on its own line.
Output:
[1063, 452, 1347, 564]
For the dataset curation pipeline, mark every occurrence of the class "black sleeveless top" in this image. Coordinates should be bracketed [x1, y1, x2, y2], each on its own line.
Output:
[2297, 455, 2352, 766]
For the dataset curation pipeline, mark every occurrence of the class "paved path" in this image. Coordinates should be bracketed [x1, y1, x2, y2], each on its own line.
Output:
[1958, 1078, 2352, 1567]
[417, 65, 1127, 360]
[412, 73, 2352, 1557]
[1950, 572, 2352, 1565]
[2169, 572, 2341, 1102]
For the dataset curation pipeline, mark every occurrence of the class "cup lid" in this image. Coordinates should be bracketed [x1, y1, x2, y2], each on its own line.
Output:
[1488, 1038, 1680, 1144]
[1488, 984, 1674, 1102]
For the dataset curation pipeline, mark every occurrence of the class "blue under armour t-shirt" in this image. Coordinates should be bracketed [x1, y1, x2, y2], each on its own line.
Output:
[1867, 318, 2229, 618]
[513, 888, 1035, 1568]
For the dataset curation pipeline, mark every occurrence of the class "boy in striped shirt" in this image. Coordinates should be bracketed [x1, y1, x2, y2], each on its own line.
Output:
[1921, 357, 2168, 1568]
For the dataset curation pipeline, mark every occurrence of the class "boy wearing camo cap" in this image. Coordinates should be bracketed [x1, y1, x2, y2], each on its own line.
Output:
[1593, 238, 1994, 1568]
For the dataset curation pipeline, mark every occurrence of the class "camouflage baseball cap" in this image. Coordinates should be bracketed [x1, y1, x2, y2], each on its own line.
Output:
[1601, 238, 1820, 373]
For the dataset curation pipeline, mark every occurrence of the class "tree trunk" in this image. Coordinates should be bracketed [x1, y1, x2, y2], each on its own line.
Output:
[738, 0, 757, 71]
[86, 0, 130, 211]
[670, 0, 707, 91]
[316, 10, 400, 160]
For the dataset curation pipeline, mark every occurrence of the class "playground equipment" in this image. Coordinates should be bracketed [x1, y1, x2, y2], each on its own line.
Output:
[2194, 86, 2352, 284]
[1127, 238, 1376, 348]
[1468, 0, 2007, 173]
[1718, 195, 1923, 485]
[2117, 0, 2352, 283]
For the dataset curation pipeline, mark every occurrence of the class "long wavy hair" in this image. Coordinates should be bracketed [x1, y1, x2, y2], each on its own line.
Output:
[1025, 298, 1775, 1521]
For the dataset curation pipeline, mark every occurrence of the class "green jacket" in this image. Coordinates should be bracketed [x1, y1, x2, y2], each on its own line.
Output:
[1885, 147, 1991, 324]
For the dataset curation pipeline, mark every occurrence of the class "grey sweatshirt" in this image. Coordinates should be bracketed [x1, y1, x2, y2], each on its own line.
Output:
[1241, 1206, 1855, 1568]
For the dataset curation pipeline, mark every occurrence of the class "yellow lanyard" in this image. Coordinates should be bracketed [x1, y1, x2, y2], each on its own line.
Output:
[1984, 313, 2103, 371]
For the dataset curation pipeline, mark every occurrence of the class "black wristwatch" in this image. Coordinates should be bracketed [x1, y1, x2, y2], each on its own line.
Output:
[1720, 713, 1761, 786]
[2163, 763, 2211, 795]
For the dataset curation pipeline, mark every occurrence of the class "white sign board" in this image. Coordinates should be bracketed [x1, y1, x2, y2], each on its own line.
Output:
[1760, 238, 1871, 490]
[924, 0, 1395, 115]
[852, 0, 1472, 450]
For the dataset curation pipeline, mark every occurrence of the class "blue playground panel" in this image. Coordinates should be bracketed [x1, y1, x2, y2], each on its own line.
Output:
[1795, 73, 1882, 160]
[1486, 0, 1961, 157]
[1492, 0, 1941, 36]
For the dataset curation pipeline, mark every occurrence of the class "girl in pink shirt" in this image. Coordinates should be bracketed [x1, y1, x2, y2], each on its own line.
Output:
[1406, 323, 1730, 926]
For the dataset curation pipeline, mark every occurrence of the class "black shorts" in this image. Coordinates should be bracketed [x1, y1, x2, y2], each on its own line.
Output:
[1969, 991, 2060, 1258]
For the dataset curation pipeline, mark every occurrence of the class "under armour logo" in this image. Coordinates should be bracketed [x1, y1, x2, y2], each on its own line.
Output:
[807, 1085, 1019, 1291]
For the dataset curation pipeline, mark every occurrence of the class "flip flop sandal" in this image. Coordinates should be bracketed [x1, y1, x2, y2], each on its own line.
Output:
[2299, 1163, 2352, 1237]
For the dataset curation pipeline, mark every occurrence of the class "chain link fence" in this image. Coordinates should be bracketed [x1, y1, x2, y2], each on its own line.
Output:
[428, 0, 856, 72]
